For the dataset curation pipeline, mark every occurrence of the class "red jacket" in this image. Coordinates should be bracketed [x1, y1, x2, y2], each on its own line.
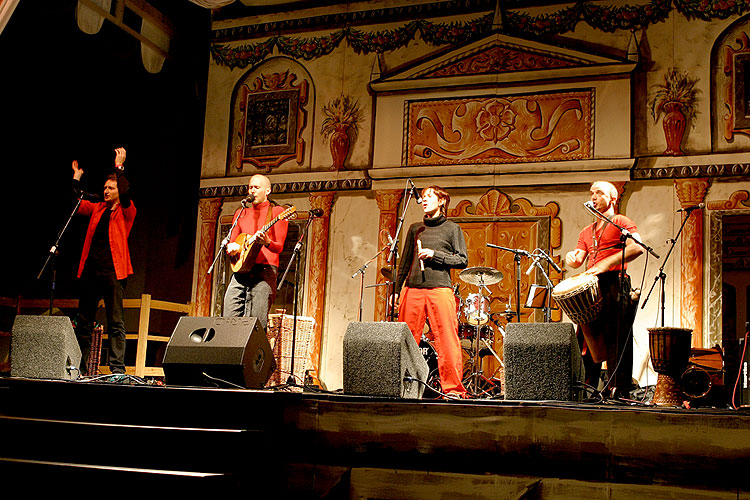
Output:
[77, 200, 137, 280]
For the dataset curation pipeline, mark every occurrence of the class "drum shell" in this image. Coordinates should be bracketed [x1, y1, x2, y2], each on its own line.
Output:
[458, 323, 493, 341]
[551, 274, 602, 325]
[463, 293, 490, 325]
[648, 327, 692, 376]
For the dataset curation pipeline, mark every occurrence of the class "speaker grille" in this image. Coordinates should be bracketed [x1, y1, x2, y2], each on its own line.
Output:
[504, 322, 583, 401]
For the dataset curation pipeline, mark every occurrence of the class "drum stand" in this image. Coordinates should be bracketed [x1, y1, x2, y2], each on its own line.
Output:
[464, 277, 493, 396]
[486, 243, 531, 322]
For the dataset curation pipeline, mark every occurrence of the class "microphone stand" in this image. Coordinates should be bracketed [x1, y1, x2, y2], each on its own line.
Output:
[583, 204, 660, 260]
[641, 207, 695, 325]
[277, 214, 314, 387]
[386, 183, 416, 321]
[37, 190, 86, 315]
[583, 203, 659, 396]
[486, 243, 531, 322]
[528, 250, 556, 322]
[207, 204, 245, 275]
[351, 244, 390, 322]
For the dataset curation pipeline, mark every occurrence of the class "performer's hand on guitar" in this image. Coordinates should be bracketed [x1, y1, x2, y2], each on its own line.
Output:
[226, 242, 240, 256]
[255, 231, 271, 246]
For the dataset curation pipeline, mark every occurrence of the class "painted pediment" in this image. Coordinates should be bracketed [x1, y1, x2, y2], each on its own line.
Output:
[371, 32, 635, 92]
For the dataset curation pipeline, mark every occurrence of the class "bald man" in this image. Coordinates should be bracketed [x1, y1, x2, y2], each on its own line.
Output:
[224, 174, 289, 331]
[565, 181, 643, 399]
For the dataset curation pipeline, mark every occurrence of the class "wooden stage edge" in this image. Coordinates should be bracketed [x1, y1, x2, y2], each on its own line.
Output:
[1, 376, 749, 498]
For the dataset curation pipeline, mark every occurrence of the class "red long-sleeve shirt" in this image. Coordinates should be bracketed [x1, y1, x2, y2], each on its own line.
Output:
[229, 200, 288, 268]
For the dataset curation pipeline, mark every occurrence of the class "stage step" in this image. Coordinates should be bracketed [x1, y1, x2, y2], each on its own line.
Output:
[0, 415, 260, 487]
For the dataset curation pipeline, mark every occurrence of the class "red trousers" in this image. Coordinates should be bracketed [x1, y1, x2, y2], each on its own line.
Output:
[399, 287, 466, 395]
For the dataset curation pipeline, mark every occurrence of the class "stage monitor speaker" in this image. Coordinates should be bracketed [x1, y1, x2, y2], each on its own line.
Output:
[162, 316, 275, 389]
[343, 322, 428, 399]
[504, 322, 583, 401]
[11, 315, 82, 380]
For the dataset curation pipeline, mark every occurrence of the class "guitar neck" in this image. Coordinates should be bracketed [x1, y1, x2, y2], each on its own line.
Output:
[259, 212, 284, 234]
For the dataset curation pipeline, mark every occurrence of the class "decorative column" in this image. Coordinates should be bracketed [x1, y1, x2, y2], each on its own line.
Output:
[194, 197, 224, 317]
[675, 178, 710, 347]
[304, 191, 335, 384]
[374, 190, 403, 321]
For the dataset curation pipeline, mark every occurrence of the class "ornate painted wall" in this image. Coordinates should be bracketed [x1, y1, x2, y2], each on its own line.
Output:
[193, 1, 750, 390]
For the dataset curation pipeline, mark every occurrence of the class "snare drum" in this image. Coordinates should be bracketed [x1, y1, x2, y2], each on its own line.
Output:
[463, 293, 489, 325]
[551, 273, 602, 325]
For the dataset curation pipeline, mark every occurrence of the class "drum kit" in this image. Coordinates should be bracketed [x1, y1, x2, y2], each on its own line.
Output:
[451, 267, 508, 396]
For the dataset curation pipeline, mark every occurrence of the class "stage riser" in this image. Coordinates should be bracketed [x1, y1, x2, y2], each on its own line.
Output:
[0, 416, 262, 475]
[1, 377, 748, 495]
[0, 460, 237, 494]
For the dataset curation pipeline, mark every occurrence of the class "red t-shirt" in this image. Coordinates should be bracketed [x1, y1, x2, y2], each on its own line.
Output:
[575, 214, 638, 272]
[229, 200, 288, 267]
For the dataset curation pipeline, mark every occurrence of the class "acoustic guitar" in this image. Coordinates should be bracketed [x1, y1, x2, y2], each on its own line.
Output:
[229, 205, 297, 273]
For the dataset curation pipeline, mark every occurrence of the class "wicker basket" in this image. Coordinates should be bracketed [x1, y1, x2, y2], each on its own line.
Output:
[266, 313, 315, 386]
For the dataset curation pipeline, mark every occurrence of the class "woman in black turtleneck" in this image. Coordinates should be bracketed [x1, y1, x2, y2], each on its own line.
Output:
[393, 186, 468, 398]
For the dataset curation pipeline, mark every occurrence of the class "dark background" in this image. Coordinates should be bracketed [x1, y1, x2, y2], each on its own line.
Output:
[0, 0, 210, 308]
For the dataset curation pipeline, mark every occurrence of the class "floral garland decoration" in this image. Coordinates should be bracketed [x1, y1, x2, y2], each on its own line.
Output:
[211, 0, 750, 69]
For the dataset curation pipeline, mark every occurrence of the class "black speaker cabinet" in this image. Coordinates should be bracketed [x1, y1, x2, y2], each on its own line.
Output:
[11, 315, 82, 380]
[343, 321, 428, 399]
[163, 316, 275, 389]
[504, 322, 583, 401]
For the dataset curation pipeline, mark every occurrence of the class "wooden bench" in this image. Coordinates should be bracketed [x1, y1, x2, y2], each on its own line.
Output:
[0, 294, 192, 377]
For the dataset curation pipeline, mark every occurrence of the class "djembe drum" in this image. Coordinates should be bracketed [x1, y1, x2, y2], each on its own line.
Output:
[551, 274, 602, 325]
[648, 326, 692, 406]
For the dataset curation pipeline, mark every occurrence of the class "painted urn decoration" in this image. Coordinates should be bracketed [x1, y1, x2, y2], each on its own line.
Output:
[648, 68, 700, 156]
[321, 95, 361, 170]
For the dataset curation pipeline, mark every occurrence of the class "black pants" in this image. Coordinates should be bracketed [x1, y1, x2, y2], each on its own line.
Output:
[76, 270, 127, 374]
[579, 271, 638, 398]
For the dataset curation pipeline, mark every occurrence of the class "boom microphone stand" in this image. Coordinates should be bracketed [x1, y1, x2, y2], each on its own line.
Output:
[37, 189, 89, 314]
[641, 205, 699, 325]
[277, 212, 315, 387]
[526, 248, 561, 322]
[386, 180, 419, 321]
[485, 243, 531, 322]
[582, 201, 659, 396]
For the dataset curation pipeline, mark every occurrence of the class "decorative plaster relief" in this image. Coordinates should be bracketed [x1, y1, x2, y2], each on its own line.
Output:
[406, 91, 592, 165]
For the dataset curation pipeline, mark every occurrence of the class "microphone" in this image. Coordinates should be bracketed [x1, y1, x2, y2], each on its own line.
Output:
[75, 188, 100, 201]
[677, 203, 705, 213]
[417, 239, 425, 271]
[309, 208, 324, 217]
[538, 249, 562, 273]
[525, 254, 541, 275]
[583, 200, 595, 210]
[407, 179, 422, 203]
[240, 193, 255, 208]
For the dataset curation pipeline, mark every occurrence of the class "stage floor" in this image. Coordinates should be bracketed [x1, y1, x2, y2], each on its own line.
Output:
[1, 376, 749, 498]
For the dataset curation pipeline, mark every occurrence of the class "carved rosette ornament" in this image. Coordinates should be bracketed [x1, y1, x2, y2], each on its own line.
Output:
[195, 198, 224, 317]
[674, 178, 710, 347]
[304, 191, 335, 384]
[374, 190, 404, 321]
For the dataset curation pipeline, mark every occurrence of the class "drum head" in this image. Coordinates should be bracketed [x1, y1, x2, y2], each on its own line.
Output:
[552, 273, 597, 296]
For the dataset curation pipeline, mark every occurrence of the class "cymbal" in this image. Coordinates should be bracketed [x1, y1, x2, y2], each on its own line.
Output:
[380, 266, 393, 281]
[459, 266, 503, 286]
